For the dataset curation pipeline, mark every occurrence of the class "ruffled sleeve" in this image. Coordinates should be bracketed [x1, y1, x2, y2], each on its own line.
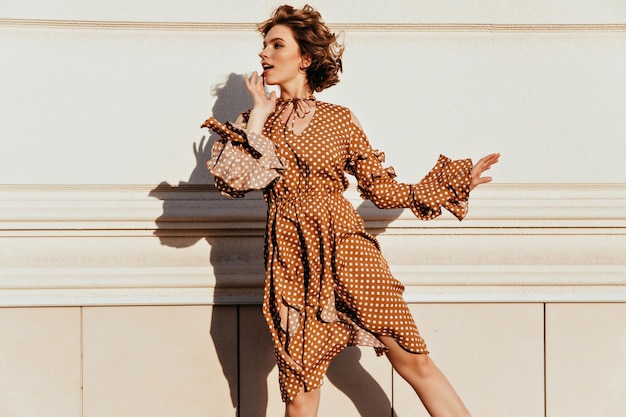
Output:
[201, 117, 284, 198]
[345, 121, 472, 221]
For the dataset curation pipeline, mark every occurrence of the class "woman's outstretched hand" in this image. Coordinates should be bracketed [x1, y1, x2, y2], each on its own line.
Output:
[470, 153, 500, 190]
[243, 72, 277, 133]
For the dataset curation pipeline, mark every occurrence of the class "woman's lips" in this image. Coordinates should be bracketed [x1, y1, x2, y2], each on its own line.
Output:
[262, 64, 274, 76]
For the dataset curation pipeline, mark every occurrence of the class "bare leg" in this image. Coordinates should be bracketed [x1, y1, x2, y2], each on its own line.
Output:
[379, 335, 471, 417]
[285, 387, 321, 417]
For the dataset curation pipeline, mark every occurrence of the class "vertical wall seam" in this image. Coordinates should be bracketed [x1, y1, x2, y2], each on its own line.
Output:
[543, 303, 548, 417]
[80, 306, 84, 417]
[390, 367, 395, 417]
[236, 305, 241, 417]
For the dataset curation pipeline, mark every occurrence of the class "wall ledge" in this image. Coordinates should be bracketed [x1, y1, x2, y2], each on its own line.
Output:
[1, 183, 624, 306]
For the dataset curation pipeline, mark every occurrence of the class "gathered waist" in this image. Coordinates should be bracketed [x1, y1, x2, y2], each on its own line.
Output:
[267, 188, 345, 204]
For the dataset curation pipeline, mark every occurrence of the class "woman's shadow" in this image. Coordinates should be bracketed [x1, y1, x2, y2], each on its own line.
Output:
[150, 73, 402, 417]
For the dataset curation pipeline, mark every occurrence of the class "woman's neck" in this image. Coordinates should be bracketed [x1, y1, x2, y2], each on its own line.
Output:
[280, 81, 312, 101]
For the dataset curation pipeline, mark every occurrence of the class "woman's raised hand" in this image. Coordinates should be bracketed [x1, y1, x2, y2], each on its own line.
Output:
[244, 72, 277, 122]
[470, 153, 500, 190]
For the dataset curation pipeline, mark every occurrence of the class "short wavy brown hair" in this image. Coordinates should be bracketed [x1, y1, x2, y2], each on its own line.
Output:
[258, 4, 344, 93]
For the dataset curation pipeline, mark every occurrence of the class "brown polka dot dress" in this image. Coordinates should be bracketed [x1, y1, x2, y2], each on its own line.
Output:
[205, 98, 473, 403]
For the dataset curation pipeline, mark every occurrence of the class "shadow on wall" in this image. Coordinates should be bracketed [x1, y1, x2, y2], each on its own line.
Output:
[150, 73, 402, 417]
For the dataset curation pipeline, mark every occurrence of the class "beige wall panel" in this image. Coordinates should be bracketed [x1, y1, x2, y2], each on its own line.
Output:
[393, 303, 544, 417]
[319, 347, 393, 417]
[546, 303, 626, 417]
[238, 305, 281, 416]
[239, 305, 394, 417]
[82, 305, 237, 417]
[0, 307, 81, 417]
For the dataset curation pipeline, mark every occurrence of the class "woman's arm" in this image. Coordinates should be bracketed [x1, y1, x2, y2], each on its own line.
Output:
[346, 112, 499, 220]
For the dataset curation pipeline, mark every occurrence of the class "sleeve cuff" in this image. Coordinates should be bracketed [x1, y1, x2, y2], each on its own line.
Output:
[202, 117, 283, 193]
[409, 154, 472, 221]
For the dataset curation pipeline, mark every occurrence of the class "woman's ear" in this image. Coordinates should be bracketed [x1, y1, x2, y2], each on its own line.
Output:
[300, 54, 312, 70]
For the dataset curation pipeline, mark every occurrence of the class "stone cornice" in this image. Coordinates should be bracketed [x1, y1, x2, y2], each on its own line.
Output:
[2, 183, 625, 235]
[2, 18, 626, 32]
[1, 183, 624, 306]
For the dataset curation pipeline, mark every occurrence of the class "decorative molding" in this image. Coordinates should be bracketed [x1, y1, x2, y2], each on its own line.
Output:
[0, 183, 624, 306]
[2, 18, 626, 32]
[2, 264, 625, 307]
[2, 183, 625, 235]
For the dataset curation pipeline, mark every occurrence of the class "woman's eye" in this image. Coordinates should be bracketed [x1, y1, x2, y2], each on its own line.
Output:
[274, 43, 283, 48]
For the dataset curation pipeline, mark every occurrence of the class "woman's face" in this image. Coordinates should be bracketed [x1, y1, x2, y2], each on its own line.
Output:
[259, 24, 310, 89]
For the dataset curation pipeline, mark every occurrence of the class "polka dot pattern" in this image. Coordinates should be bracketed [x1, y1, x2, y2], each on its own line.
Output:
[210, 101, 473, 403]
[204, 117, 284, 196]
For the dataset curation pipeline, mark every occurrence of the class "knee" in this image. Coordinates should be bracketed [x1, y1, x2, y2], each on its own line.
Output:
[285, 401, 308, 417]
[285, 389, 320, 417]
[413, 353, 438, 378]
[286, 402, 316, 417]
[396, 353, 438, 380]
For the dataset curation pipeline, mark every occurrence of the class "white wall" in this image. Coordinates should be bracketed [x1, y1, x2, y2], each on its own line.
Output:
[2, 1, 626, 185]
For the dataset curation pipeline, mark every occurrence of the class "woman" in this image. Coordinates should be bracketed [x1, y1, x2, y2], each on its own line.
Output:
[203, 4, 499, 417]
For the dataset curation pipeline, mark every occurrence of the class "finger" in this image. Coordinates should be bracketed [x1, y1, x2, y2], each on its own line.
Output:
[483, 160, 499, 170]
[473, 176, 493, 186]
[244, 72, 260, 91]
[243, 73, 254, 91]
[484, 153, 501, 165]
[478, 153, 498, 162]
[479, 154, 499, 165]
[248, 71, 261, 92]
[477, 155, 499, 170]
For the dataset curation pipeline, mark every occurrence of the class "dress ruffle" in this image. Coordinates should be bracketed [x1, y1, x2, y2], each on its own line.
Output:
[201, 116, 284, 196]
[409, 154, 472, 221]
[350, 146, 472, 221]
